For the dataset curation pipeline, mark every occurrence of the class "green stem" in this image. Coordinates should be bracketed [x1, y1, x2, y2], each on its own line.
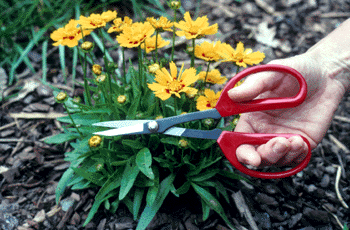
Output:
[203, 62, 211, 89]
[63, 103, 83, 137]
[236, 65, 240, 75]
[155, 30, 159, 63]
[138, 46, 145, 90]
[191, 38, 195, 68]
[171, 9, 177, 62]
[173, 96, 177, 116]
[122, 47, 126, 84]
[99, 29, 112, 94]
[82, 52, 92, 106]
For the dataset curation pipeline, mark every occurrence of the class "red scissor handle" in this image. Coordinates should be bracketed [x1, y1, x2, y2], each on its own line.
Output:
[215, 64, 307, 117]
[217, 132, 312, 179]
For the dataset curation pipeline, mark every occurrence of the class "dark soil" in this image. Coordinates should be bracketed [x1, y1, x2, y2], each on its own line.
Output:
[1, 0, 350, 229]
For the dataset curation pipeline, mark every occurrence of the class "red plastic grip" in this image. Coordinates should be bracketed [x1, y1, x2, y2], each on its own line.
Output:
[217, 131, 312, 179]
[215, 64, 307, 117]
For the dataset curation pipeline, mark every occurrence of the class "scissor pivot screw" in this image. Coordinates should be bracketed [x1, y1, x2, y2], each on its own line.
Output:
[148, 121, 159, 133]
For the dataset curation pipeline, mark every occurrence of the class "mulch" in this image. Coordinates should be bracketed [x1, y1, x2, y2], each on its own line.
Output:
[1, 0, 350, 229]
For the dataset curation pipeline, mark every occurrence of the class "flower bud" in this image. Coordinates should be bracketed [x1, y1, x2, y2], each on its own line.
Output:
[96, 74, 107, 83]
[203, 118, 214, 128]
[178, 139, 188, 148]
[92, 64, 102, 75]
[81, 41, 94, 51]
[136, 112, 144, 119]
[169, 1, 181, 10]
[117, 95, 127, 104]
[73, 96, 81, 103]
[96, 163, 104, 171]
[89, 135, 102, 148]
[148, 63, 160, 74]
[55, 91, 68, 103]
[180, 112, 187, 115]
[155, 115, 164, 120]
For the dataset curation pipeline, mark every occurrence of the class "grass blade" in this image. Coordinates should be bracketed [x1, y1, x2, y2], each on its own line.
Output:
[59, 45, 67, 83]
[14, 44, 35, 73]
[42, 39, 48, 83]
[72, 46, 78, 90]
[90, 31, 113, 62]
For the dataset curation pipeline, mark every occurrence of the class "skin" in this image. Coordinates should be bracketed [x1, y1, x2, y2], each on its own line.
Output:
[228, 19, 350, 167]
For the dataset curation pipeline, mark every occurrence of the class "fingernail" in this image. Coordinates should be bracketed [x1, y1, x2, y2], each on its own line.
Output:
[272, 142, 289, 153]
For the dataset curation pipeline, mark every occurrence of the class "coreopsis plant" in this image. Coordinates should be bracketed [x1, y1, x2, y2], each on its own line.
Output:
[44, 5, 265, 230]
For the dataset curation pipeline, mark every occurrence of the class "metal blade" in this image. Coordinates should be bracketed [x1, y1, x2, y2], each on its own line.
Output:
[164, 127, 222, 140]
[92, 120, 151, 128]
[93, 123, 149, 136]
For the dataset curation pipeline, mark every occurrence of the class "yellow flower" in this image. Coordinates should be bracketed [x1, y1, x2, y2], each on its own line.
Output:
[92, 64, 102, 75]
[155, 115, 164, 120]
[220, 42, 265, 68]
[108, 16, 133, 33]
[148, 63, 160, 73]
[175, 12, 218, 39]
[196, 89, 222, 111]
[198, 69, 227, 84]
[100, 10, 117, 23]
[141, 34, 170, 53]
[146, 16, 174, 32]
[147, 61, 198, 101]
[50, 19, 91, 48]
[79, 11, 117, 30]
[89, 135, 102, 148]
[194, 41, 223, 62]
[116, 22, 155, 48]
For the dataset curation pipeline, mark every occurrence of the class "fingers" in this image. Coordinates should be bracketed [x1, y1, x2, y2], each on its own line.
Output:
[236, 136, 308, 167]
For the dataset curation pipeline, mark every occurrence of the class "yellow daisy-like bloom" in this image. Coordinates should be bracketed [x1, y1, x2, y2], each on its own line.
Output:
[194, 41, 223, 62]
[107, 16, 133, 33]
[79, 11, 117, 30]
[147, 61, 199, 101]
[141, 34, 170, 53]
[100, 10, 117, 23]
[196, 89, 222, 111]
[96, 74, 106, 83]
[117, 22, 155, 48]
[146, 16, 174, 32]
[198, 69, 227, 84]
[220, 42, 265, 68]
[175, 12, 218, 39]
[89, 135, 102, 148]
[50, 19, 91, 48]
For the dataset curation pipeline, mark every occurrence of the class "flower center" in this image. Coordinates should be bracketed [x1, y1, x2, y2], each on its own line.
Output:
[167, 81, 184, 92]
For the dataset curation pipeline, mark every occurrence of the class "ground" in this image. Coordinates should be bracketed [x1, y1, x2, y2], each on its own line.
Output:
[1, 0, 350, 229]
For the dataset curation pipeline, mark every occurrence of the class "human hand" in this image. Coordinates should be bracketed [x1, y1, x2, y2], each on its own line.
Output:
[229, 53, 346, 167]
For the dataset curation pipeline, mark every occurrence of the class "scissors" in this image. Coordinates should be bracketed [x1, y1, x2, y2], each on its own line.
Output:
[93, 64, 311, 179]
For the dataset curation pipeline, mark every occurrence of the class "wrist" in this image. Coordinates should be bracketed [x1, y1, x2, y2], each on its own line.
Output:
[306, 19, 350, 93]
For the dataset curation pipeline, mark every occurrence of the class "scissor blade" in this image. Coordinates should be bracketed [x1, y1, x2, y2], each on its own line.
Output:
[164, 127, 221, 140]
[92, 120, 151, 128]
[93, 123, 148, 136]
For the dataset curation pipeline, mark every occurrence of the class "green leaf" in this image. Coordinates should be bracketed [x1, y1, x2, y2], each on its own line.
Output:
[136, 174, 175, 230]
[201, 199, 211, 221]
[133, 188, 144, 220]
[119, 160, 140, 200]
[191, 169, 220, 182]
[122, 139, 144, 150]
[42, 132, 81, 144]
[136, 148, 154, 180]
[191, 183, 234, 229]
[160, 137, 178, 146]
[57, 113, 101, 125]
[175, 181, 191, 195]
[55, 168, 74, 203]
[126, 93, 141, 120]
[83, 167, 124, 226]
[146, 166, 159, 206]
[72, 166, 105, 186]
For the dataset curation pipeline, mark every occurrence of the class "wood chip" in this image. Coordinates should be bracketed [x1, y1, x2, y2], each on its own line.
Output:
[232, 190, 259, 230]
